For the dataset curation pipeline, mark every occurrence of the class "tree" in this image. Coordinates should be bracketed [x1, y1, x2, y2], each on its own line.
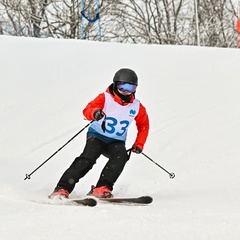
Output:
[197, 0, 236, 47]
[102, 0, 186, 44]
[0, 0, 50, 37]
[0, 0, 238, 47]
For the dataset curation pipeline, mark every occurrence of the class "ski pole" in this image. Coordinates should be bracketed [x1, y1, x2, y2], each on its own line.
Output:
[24, 120, 94, 180]
[142, 152, 175, 179]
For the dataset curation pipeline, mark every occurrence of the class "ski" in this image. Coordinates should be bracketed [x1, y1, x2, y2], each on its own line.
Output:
[98, 196, 153, 205]
[34, 196, 152, 206]
[33, 197, 97, 207]
[71, 198, 97, 207]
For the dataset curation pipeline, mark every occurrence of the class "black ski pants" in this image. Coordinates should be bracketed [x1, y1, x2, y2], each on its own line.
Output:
[55, 137, 129, 193]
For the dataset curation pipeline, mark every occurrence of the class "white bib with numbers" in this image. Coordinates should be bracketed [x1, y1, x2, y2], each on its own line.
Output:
[90, 92, 140, 141]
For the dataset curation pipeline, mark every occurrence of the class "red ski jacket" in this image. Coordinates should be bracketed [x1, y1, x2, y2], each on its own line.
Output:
[83, 85, 149, 150]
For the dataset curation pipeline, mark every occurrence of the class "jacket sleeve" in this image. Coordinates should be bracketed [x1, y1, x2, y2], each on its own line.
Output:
[133, 103, 149, 150]
[83, 93, 105, 120]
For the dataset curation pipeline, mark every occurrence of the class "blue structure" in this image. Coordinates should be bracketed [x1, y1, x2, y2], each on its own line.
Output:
[81, 0, 102, 41]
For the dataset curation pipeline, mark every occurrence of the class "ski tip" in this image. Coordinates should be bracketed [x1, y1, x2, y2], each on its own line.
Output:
[140, 196, 153, 204]
[85, 198, 98, 206]
[73, 198, 97, 207]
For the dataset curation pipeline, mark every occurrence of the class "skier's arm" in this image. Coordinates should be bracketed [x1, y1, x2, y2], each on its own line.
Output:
[83, 93, 105, 120]
[133, 103, 149, 150]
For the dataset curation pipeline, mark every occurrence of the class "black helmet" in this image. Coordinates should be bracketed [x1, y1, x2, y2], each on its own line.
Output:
[113, 68, 138, 86]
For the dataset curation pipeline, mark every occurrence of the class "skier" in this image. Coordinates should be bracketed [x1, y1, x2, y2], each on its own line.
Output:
[49, 68, 149, 199]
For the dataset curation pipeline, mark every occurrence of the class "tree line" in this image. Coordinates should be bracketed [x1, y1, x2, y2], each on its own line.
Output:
[0, 0, 238, 48]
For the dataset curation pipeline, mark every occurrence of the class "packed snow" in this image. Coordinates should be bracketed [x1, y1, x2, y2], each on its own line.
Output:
[1, 36, 240, 240]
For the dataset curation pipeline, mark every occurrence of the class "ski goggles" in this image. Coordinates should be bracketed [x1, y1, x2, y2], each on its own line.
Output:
[117, 82, 137, 93]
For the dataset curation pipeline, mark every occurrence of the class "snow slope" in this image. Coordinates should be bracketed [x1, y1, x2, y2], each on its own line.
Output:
[1, 36, 240, 240]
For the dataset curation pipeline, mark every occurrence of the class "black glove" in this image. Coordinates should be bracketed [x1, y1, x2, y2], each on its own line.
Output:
[132, 145, 142, 154]
[93, 109, 105, 121]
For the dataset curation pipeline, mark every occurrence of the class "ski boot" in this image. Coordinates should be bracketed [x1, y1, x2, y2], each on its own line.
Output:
[87, 185, 113, 198]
